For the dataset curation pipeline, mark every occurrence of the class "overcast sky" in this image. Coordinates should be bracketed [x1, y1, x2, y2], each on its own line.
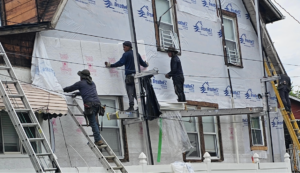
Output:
[267, 0, 300, 91]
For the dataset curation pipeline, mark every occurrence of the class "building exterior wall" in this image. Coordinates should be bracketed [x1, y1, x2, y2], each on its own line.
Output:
[0, 0, 287, 169]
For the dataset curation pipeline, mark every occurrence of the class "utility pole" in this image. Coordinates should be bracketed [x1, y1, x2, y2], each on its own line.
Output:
[126, 0, 154, 165]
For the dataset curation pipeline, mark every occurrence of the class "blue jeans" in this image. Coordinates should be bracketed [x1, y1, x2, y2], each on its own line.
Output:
[87, 105, 101, 142]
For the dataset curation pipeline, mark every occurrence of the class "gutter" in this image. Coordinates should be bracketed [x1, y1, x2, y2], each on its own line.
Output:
[262, 0, 285, 21]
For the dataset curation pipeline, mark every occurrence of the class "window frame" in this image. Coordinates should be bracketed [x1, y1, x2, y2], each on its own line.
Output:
[99, 96, 129, 162]
[183, 116, 224, 162]
[152, 0, 181, 53]
[220, 9, 243, 68]
[0, 112, 27, 155]
[247, 115, 268, 151]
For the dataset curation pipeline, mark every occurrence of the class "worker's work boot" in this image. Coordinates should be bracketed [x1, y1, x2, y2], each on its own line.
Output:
[125, 106, 134, 112]
[94, 140, 104, 146]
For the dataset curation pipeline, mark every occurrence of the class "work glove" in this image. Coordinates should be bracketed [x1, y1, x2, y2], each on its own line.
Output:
[145, 61, 149, 67]
[165, 74, 170, 79]
[105, 62, 111, 67]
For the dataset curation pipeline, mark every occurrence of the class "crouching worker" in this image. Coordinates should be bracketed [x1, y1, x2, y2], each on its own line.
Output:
[278, 73, 292, 113]
[63, 69, 104, 147]
[105, 41, 148, 111]
[165, 47, 186, 102]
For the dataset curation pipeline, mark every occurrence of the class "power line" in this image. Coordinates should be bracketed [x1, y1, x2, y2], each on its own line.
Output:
[273, 0, 300, 25]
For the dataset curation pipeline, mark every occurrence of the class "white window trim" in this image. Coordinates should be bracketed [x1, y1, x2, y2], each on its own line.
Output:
[250, 116, 265, 146]
[185, 117, 202, 160]
[223, 16, 241, 65]
[99, 96, 125, 159]
[203, 116, 220, 159]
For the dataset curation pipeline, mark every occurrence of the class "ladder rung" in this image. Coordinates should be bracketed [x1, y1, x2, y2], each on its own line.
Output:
[81, 124, 88, 126]
[98, 145, 108, 149]
[74, 114, 84, 116]
[36, 153, 51, 157]
[67, 104, 78, 106]
[113, 166, 123, 170]
[0, 66, 10, 70]
[29, 138, 44, 142]
[44, 168, 58, 172]
[22, 123, 38, 127]
[8, 94, 23, 98]
[291, 120, 300, 122]
[2, 81, 17, 84]
[294, 129, 300, 131]
[15, 109, 31, 113]
[105, 156, 115, 160]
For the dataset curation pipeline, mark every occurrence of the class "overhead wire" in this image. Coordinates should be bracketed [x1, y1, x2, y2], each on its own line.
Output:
[273, 0, 300, 25]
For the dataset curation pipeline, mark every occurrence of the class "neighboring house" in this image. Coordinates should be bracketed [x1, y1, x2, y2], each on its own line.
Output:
[0, 0, 290, 171]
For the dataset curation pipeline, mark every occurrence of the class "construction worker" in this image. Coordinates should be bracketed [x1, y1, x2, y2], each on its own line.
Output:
[63, 69, 104, 146]
[165, 47, 186, 102]
[105, 41, 148, 111]
[278, 73, 292, 112]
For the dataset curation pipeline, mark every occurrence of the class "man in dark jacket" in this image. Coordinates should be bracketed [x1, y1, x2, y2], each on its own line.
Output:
[105, 41, 148, 111]
[165, 47, 186, 102]
[63, 69, 104, 146]
[278, 73, 292, 112]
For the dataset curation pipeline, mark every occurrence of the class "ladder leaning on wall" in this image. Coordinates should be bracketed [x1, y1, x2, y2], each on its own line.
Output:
[67, 99, 128, 173]
[264, 58, 300, 152]
[0, 43, 62, 172]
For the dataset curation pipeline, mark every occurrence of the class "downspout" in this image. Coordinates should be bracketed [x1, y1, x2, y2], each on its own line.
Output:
[255, 0, 275, 162]
[218, 0, 239, 163]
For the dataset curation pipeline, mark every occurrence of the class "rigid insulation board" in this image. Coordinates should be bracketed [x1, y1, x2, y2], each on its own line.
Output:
[32, 0, 278, 109]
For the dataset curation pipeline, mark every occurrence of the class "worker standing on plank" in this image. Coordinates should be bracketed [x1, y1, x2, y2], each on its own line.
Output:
[63, 69, 104, 147]
[165, 46, 186, 102]
[278, 73, 292, 112]
[105, 41, 148, 111]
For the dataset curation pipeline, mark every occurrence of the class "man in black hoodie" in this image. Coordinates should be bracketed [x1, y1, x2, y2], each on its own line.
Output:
[278, 73, 292, 112]
[165, 47, 186, 102]
[63, 69, 103, 147]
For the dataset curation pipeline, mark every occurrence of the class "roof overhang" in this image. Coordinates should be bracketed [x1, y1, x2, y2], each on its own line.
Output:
[260, 0, 285, 24]
[0, 22, 52, 36]
[290, 95, 300, 102]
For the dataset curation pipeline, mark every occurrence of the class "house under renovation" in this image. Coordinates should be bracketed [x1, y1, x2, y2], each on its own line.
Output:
[0, 0, 295, 172]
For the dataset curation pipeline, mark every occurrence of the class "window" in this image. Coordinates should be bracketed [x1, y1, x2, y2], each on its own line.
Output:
[152, 0, 181, 52]
[202, 116, 220, 157]
[0, 112, 30, 154]
[182, 116, 223, 162]
[221, 10, 243, 67]
[183, 117, 201, 158]
[248, 115, 267, 150]
[99, 96, 128, 161]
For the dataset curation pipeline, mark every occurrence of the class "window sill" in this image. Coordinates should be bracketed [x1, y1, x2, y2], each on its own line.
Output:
[0, 154, 29, 158]
[226, 63, 244, 68]
[251, 146, 268, 151]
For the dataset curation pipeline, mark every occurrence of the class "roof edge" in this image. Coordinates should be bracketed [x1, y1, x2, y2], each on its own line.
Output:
[263, 0, 285, 23]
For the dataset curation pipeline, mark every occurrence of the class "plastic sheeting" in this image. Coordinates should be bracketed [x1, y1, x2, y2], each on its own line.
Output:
[31, 33, 63, 92]
[159, 111, 193, 157]
[171, 162, 194, 173]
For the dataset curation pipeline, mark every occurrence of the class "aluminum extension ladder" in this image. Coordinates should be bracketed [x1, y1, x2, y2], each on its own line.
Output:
[0, 44, 62, 172]
[264, 58, 300, 151]
[67, 99, 127, 173]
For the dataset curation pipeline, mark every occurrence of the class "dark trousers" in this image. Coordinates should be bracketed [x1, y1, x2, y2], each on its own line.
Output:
[279, 88, 291, 111]
[125, 75, 137, 106]
[172, 74, 186, 102]
[86, 105, 101, 142]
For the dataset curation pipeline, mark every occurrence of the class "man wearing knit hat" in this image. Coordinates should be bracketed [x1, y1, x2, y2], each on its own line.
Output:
[105, 41, 148, 111]
[63, 69, 104, 147]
